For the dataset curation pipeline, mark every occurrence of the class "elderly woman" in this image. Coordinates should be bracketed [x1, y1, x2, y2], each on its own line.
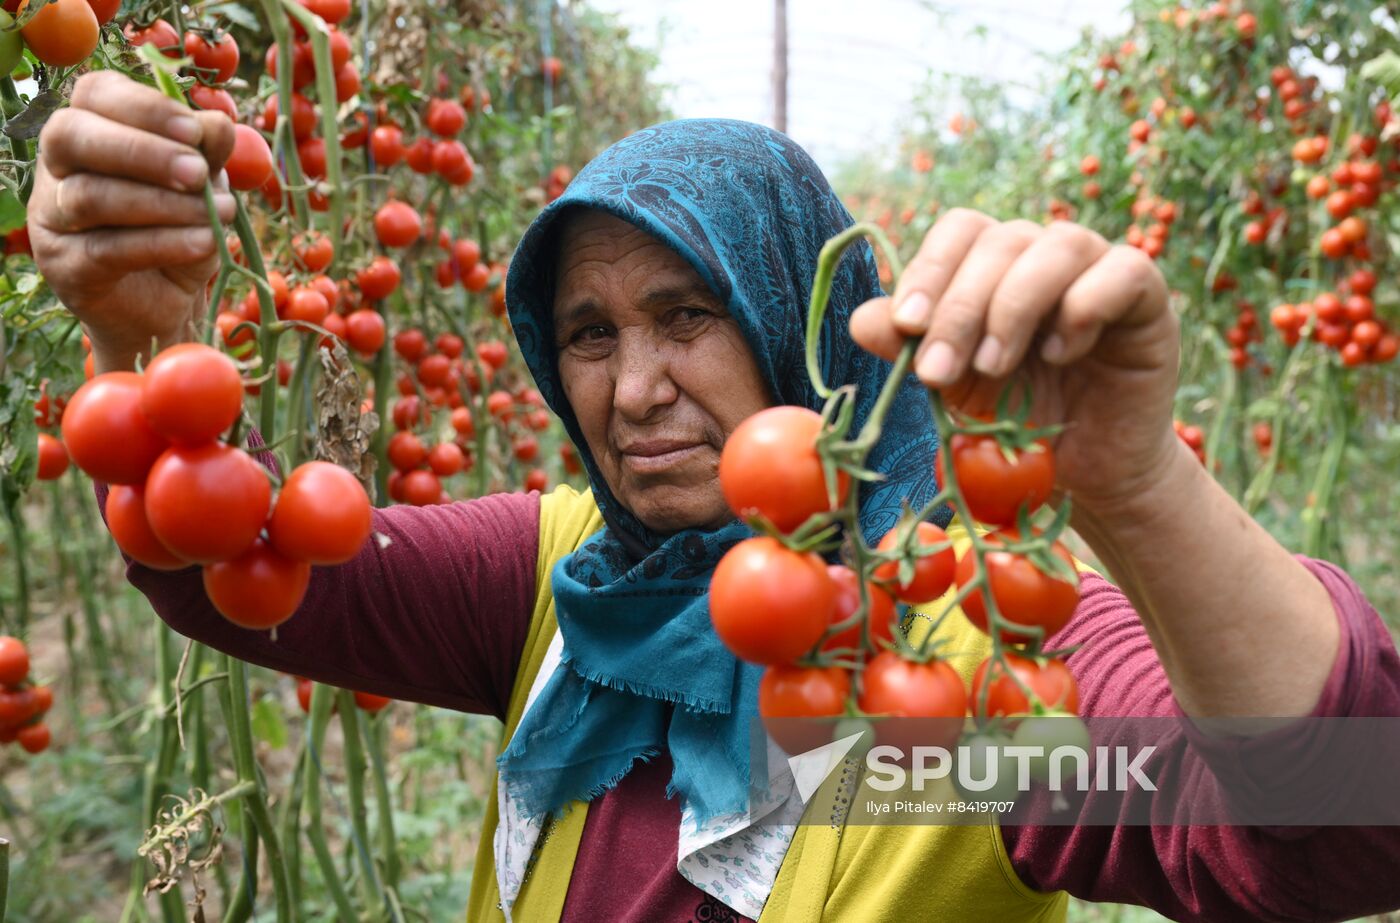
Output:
[29, 71, 1400, 922]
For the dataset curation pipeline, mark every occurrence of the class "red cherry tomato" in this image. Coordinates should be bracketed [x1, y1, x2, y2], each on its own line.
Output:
[709, 537, 835, 665]
[62, 372, 169, 485]
[821, 564, 897, 653]
[970, 653, 1079, 719]
[873, 521, 955, 603]
[719, 406, 849, 532]
[36, 433, 69, 481]
[226, 125, 276, 191]
[184, 31, 240, 83]
[353, 690, 391, 712]
[759, 663, 851, 754]
[374, 201, 422, 248]
[939, 431, 1055, 526]
[956, 529, 1080, 645]
[0, 636, 30, 685]
[105, 484, 189, 570]
[144, 443, 271, 563]
[203, 537, 311, 629]
[141, 343, 244, 445]
[267, 461, 372, 565]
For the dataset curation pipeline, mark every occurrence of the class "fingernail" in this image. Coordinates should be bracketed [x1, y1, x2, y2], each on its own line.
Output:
[168, 116, 201, 146]
[893, 291, 932, 329]
[188, 227, 216, 255]
[1041, 334, 1066, 363]
[917, 340, 958, 385]
[972, 336, 1003, 376]
[173, 154, 208, 191]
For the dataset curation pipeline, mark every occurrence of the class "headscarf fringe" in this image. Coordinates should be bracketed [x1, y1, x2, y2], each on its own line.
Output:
[568, 659, 729, 714]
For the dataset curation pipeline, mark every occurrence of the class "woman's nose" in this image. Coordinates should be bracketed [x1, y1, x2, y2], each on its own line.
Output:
[610, 337, 679, 422]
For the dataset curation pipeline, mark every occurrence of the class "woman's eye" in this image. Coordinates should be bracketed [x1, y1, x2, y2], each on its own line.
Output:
[574, 324, 611, 342]
[674, 306, 709, 323]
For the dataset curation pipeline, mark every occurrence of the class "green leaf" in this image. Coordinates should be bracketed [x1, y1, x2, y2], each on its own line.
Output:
[0, 188, 23, 233]
[251, 696, 289, 749]
[1, 89, 64, 142]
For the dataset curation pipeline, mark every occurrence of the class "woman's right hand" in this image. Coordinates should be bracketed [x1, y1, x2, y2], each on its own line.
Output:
[29, 71, 238, 373]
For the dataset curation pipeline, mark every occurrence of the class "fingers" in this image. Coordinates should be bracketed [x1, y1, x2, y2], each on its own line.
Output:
[194, 109, 236, 176]
[69, 70, 206, 147]
[48, 173, 236, 232]
[69, 226, 219, 276]
[41, 107, 211, 192]
[913, 219, 1041, 384]
[1048, 245, 1169, 364]
[889, 208, 996, 335]
[979, 222, 1111, 376]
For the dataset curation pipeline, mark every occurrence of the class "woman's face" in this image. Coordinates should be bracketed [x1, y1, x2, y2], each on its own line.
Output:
[553, 210, 773, 534]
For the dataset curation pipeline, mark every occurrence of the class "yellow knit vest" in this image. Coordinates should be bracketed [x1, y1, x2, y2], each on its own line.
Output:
[466, 484, 1070, 922]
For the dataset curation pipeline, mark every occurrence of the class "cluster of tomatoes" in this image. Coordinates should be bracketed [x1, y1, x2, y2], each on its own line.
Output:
[0, 0, 114, 74]
[293, 676, 389, 715]
[706, 404, 1082, 765]
[59, 344, 372, 630]
[384, 326, 554, 500]
[1173, 419, 1207, 465]
[0, 637, 53, 755]
[1266, 269, 1398, 367]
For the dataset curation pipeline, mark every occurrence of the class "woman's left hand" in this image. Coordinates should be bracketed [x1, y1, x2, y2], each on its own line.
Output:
[849, 207, 1178, 517]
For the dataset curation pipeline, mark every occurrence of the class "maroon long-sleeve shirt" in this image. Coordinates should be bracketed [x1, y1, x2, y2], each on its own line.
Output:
[97, 460, 1400, 923]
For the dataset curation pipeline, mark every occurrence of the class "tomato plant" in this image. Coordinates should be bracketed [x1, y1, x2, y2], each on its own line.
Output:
[709, 537, 835, 665]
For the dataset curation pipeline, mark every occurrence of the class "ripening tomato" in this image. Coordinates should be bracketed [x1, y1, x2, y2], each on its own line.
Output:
[404, 136, 435, 173]
[86, 0, 119, 23]
[858, 650, 966, 753]
[62, 372, 169, 485]
[295, 676, 314, 713]
[326, 26, 351, 69]
[452, 239, 482, 274]
[970, 653, 1079, 719]
[0, 636, 29, 685]
[873, 521, 956, 604]
[821, 564, 896, 653]
[353, 690, 391, 712]
[300, 0, 349, 24]
[36, 433, 68, 480]
[1349, 269, 1377, 296]
[427, 442, 465, 477]
[340, 309, 384, 354]
[939, 431, 1054, 526]
[334, 62, 361, 103]
[145, 443, 271, 563]
[401, 469, 441, 506]
[264, 92, 317, 142]
[523, 468, 548, 492]
[297, 137, 328, 181]
[203, 537, 311, 629]
[19, 0, 97, 65]
[1319, 228, 1348, 259]
[357, 256, 401, 301]
[184, 31, 240, 83]
[105, 484, 188, 570]
[375, 201, 422, 247]
[387, 431, 427, 471]
[432, 139, 472, 180]
[427, 99, 467, 137]
[141, 344, 244, 445]
[283, 287, 329, 325]
[719, 407, 849, 533]
[190, 85, 238, 121]
[369, 125, 405, 167]
[267, 461, 371, 565]
[759, 663, 850, 754]
[477, 340, 508, 370]
[226, 125, 276, 191]
[542, 56, 563, 84]
[462, 261, 491, 292]
[709, 537, 835, 665]
[17, 722, 50, 754]
[956, 529, 1080, 644]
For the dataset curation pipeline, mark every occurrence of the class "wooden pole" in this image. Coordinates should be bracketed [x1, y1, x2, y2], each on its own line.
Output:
[773, 0, 788, 133]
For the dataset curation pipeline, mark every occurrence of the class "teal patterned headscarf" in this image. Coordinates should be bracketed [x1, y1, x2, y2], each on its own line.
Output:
[498, 119, 949, 824]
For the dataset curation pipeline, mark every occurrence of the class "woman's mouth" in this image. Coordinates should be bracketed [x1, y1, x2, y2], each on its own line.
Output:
[619, 440, 705, 474]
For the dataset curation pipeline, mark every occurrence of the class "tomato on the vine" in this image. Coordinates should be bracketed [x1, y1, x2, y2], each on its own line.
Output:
[184, 31, 240, 83]
[956, 529, 1080, 645]
[759, 663, 851, 754]
[821, 564, 897, 653]
[938, 430, 1055, 526]
[105, 484, 189, 571]
[718, 406, 849, 533]
[141, 344, 244, 445]
[709, 537, 835, 665]
[36, 433, 68, 481]
[62, 372, 169, 485]
[203, 538, 311, 630]
[375, 201, 422, 248]
[969, 652, 1079, 719]
[19, 0, 98, 66]
[873, 521, 956, 604]
[0, 636, 30, 685]
[144, 443, 271, 563]
[267, 461, 372, 565]
[226, 125, 276, 191]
